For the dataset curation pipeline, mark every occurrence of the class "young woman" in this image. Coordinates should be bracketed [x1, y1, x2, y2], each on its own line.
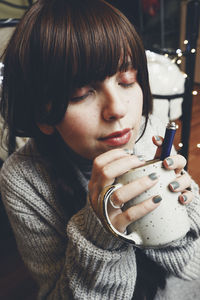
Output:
[0, 0, 200, 299]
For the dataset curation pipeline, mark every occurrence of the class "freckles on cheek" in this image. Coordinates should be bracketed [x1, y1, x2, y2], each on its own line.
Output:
[66, 117, 83, 134]
[65, 113, 95, 138]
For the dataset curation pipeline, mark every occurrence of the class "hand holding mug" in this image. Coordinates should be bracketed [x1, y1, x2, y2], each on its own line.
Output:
[88, 148, 159, 232]
[88, 138, 192, 247]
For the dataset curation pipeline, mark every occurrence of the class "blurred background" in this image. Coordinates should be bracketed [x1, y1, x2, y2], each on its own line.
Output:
[0, 1, 200, 299]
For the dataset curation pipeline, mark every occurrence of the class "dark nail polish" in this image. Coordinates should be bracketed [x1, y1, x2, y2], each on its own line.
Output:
[152, 195, 162, 203]
[181, 194, 187, 202]
[148, 172, 158, 180]
[137, 155, 145, 161]
[165, 157, 174, 166]
[154, 135, 161, 141]
[169, 181, 180, 190]
[124, 149, 134, 155]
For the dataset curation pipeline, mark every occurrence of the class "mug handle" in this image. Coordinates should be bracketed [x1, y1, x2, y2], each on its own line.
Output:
[97, 184, 143, 246]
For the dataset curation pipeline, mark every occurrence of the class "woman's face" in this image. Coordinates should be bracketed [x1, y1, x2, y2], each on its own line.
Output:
[56, 67, 143, 160]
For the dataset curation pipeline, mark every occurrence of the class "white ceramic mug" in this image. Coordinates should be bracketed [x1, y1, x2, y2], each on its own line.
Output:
[114, 159, 190, 248]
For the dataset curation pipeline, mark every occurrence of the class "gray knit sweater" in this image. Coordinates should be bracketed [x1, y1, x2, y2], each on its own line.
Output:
[1, 115, 200, 300]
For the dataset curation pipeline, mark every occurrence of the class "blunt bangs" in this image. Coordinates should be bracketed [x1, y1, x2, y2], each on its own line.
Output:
[67, 1, 143, 88]
[1, 0, 152, 138]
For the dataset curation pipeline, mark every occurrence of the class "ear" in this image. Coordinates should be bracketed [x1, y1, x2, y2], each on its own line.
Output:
[37, 123, 55, 135]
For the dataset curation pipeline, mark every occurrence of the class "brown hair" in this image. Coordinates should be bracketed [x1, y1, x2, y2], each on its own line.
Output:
[1, 0, 152, 153]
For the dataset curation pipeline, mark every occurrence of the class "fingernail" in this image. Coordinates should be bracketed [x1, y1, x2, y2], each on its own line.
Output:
[165, 157, 174, 166]
[124, 149, 134, 155]
[154, 135, 161, 141]
[169, 181, 180, 190]
[180, 194, 187, 202]
[148, 172, 158, 180]
[137, 155, 145, 161]
[152, 195, 162, 203]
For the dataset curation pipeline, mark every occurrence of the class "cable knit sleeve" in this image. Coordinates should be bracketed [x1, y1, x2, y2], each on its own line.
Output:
[66, 202, 137, 299]
[0, 151, 137, 300]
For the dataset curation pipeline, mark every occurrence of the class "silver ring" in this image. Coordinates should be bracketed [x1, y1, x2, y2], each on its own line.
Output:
[109, 195, 124, 209]
[97, 183, 141, 245]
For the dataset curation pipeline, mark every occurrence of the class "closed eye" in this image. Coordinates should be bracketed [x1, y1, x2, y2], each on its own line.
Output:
[71, 90, 94, 102]
[119, 82, 135, 88]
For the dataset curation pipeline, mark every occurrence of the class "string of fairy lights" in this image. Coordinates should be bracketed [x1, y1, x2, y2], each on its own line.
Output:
[163, 39, 199, 151]
[166, 39, 199, 95]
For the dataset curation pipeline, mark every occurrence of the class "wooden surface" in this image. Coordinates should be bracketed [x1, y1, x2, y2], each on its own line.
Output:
[174, 84, 200, 186]
[187, 88, 200, 186]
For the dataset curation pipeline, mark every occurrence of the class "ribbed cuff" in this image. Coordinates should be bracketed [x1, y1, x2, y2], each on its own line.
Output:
[66, 201, 137, 299]
[82, 201, 127, 250]
[144, 236, 200, 280]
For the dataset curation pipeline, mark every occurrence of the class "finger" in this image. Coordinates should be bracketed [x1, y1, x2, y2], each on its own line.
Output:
[91, 154, 146, 189]
[93, 148, 133, 169]
[178, 190, 193, 205]
[111, 172, 159, 208]
[90, 148, 137, 184]
[89, 149, 128, 190]
[168, 173, 191, 192]
[152, 136, 163, 159]
[163, 154, 187, 174]
[152, 135, 163, 147]
[89, 153, 146, 212]
[111, 195, 162, 233]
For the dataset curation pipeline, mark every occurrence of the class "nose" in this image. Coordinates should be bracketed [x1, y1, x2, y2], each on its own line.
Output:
[101, 82, 127, 121]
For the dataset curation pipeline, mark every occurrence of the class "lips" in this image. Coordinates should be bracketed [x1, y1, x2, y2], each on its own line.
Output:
[99, 128, 132, 146]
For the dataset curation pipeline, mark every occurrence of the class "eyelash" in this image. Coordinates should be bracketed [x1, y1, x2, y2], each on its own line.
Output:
[71, 81, 135, 102]
[119, 82, 135, 88]
[71, 90, 94, 102]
